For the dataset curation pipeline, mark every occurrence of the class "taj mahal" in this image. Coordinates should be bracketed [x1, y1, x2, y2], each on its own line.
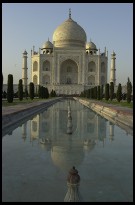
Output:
[21, 9, 116, 96]
[3, 10, 117, 95]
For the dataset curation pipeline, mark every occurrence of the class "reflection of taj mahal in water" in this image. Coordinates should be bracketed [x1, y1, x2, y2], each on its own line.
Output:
[22, 100, 115, 171]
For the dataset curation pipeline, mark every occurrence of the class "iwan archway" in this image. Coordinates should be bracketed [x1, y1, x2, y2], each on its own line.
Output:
[60, 59, 78, 84]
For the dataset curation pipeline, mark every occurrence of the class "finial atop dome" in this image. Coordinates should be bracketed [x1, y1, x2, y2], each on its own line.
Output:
[69, 8, 71, 19]
[53, 11, 87, 48]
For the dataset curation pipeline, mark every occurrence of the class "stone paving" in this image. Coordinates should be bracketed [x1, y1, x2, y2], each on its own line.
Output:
[2, 98, 133, 117]
[2, 98, 62, 134]
[2, 98, 61, 117]
[86, 100, 133, 116]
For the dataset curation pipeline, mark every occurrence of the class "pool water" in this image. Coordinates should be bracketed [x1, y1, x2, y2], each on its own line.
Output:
[2, 99, 133, 202]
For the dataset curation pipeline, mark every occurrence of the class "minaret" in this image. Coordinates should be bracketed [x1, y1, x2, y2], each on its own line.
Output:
[64, 166, 82, 202]
[22, 50, 28, 90]
[110, 51, 116, 85]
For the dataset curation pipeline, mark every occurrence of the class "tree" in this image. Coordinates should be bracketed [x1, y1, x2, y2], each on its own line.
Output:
[122, 93, 126, 100]
[50, 89, 57, 97]
[97, 86, 100, 100]
[105, 83, 109, 101]
[50, 89, 54, 97]
[86, 89, 90, 98]
[80, 91, 84, 97]
[7, 74, 14, 103]
[38, 85, 42, 98]
[89, 88, 91, 99]
[14, 91, 18, 98]
[35, 86, 38, 97]
[127, 77, 132, 103]
[113, 93, 116, 99]
[53, 90, 56, 97]
[3, 91, 7, 98]
[85, 90, 87, 98]
[91, 88, 94, 99]
[116, 83, 122, 102]
[110, 82, 114, 101]
[18, 79, 23, 101]
[29, 82, 34, 100]
[94, 86, 97, 99]
[24, 87, 28, 99]
[100, 85, 104, 100]
[45, 87, 49, 99]
[43, 86, 46, 98]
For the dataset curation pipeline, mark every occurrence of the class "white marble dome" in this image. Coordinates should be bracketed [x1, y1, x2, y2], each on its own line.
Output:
[42, 40, 53, 49]
[52, 17, 87, 48]
[86, 41, 97, 50]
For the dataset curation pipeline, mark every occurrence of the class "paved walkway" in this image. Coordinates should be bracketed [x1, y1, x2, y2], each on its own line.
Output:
[2, 98, 60, 117]
[2, 98, 63, 136]
[2, 98, 133, 117]
[86, 100, 133, 116]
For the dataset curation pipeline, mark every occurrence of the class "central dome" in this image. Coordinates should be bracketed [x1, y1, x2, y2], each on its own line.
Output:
[52, 17, 87, 48]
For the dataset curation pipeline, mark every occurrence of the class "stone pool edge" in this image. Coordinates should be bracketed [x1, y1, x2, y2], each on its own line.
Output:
[2, 98, 62, 135]
[74, 97, 133, 135]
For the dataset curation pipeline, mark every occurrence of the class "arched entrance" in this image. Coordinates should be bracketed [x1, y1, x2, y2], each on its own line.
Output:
[60, 59, 78, 84]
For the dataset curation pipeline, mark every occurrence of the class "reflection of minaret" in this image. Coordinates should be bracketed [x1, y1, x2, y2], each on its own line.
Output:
[103, 138, 104, 147]
[109, 122, 114, 141]
[67, 101, 72, 134]
[68, 100, 71, 115]
[64, 166, 82, 202]
[30, 114, 40, 140]
[22, 122, 27, 141]
[97, 116, 107, 146]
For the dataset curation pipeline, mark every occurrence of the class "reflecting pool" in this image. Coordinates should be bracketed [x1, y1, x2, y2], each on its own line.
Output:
[2, 99, 133, 202]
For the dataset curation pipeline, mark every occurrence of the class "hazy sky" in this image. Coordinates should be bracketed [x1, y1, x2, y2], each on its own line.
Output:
[2, 3, 133, 85]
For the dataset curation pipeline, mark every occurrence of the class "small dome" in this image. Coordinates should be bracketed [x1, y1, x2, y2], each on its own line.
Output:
[86, 41, 97, 50]
[42, 40, 53, 49]
[52, 17, 87, 48]
[23, 50, 27, 55]
[112, 51, 116, 56]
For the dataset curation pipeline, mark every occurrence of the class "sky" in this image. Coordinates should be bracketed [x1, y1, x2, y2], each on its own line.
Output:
[2, 3, 133, 85]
